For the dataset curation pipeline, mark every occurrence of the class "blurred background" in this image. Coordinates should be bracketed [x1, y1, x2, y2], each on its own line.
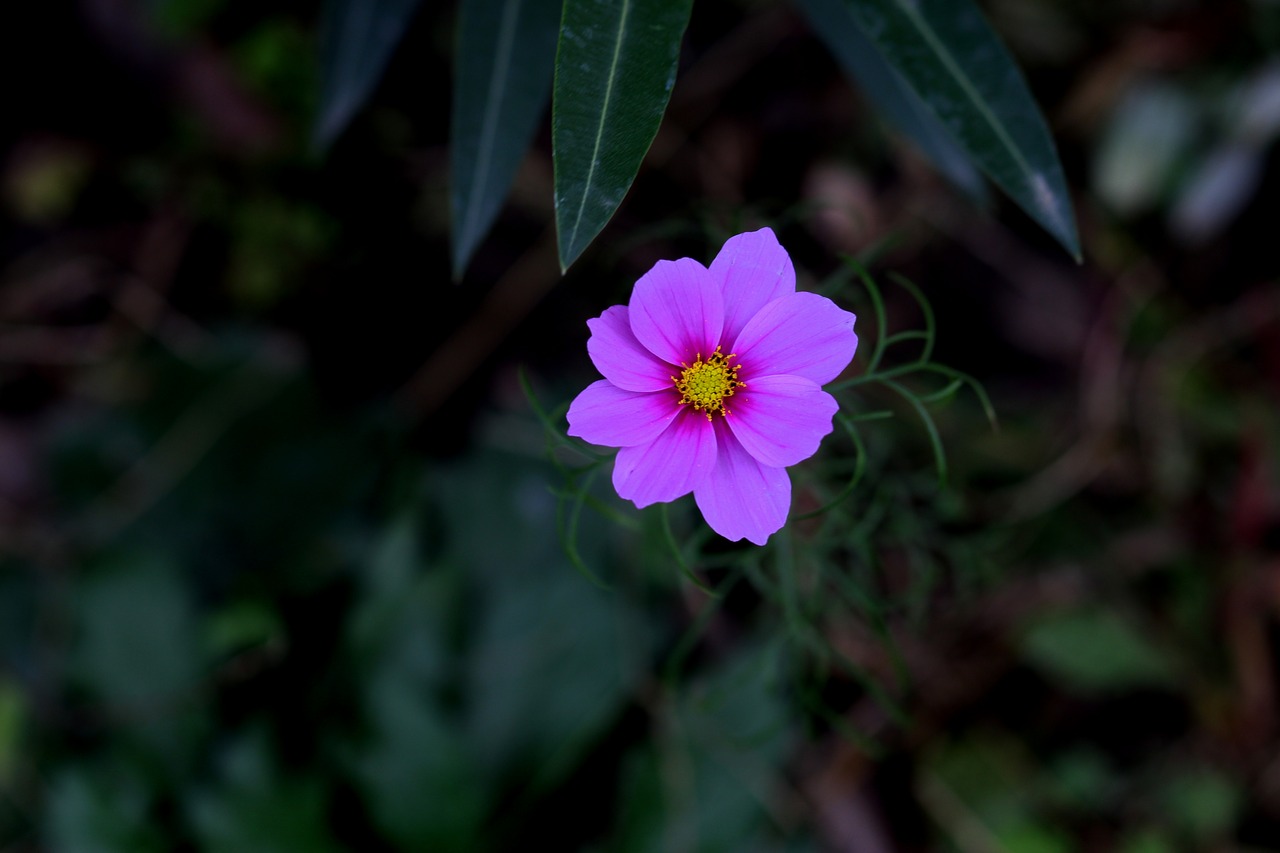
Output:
[3, 0, 1280, 849]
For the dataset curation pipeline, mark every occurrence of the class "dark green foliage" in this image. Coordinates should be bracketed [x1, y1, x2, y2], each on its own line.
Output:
[795, 0, 989, 205]
[451, 0, 560, 279]
[5, 0, 1278, 848]
[552, 0, 694, 270]
[808, 0, 1079, 259]
[314, 0, 424, 148]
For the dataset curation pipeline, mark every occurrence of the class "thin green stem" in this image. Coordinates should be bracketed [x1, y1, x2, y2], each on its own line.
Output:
[889, 273, 936, 365]
[661, 503, 715, 594]
[794, 414, 866, 520]
[557, 465, 608, 587]
[881, 378, 948, 487]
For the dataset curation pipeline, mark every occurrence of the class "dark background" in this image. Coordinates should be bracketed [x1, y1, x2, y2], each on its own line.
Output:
[2, 0, 1280, 849]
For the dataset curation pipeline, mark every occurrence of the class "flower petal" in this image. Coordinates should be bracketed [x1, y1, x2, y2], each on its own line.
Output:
[613, 407, 717, 508]
[727, 375, 838, 467]
[587, 305, 676, 392]
[731, 292, 857, 385]
[628, 258, 724, 366]
[567, 380, 679, 448]
[709, 227, 796, 345]
[694, 422, 791, 545]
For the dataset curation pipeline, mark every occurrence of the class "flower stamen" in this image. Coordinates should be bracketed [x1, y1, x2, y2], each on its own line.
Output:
[672, 346, 745, 420]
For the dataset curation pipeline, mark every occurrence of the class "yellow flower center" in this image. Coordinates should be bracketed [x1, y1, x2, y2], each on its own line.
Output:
[673, 346, 745, 419]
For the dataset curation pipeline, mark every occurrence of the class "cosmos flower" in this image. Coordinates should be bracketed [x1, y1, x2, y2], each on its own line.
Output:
[566, 227, 857, 545]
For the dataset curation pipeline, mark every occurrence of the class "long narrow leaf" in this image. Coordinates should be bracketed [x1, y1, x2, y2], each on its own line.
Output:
[314, 0, 423, 149]
[833, 0, 1080, 259]
[552, 0, 693, 271]
[451, 0, 561, 279]
[795, 0, 988, 204]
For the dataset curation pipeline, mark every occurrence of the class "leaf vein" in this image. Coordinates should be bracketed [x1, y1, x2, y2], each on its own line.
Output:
[564, 0, 633, 255]
[889, 0, 1034, 189]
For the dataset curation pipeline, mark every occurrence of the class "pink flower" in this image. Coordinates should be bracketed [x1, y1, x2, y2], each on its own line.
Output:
[566, 228, 858, 545]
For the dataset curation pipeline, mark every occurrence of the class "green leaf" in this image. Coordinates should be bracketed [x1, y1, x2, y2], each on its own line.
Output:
[1019, 609, 1177, 694]
[0, 680, 24, 785]
[833, 0, 1080, 259]
[188, 729, 343, 853]
[467, 565, 642, 786]
[46, 764, 166, 853]
[353, 673, 484, 848]
[74, 554, 199, 710]
[1091, 82, 1197, 215]
[607, 643, 794, 853]
[313, 0, 423, 149]
[451, 0, 561, 279]
[430, 451, 649, 789]
[795, 0, 989, 204]
[552, 0, 693, 271]
[1157, 767, 1242, 841]
[1117, 830, 1176, 853]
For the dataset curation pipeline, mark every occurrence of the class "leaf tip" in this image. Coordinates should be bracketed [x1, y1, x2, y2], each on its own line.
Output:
[556, 232, 578, 275]
[1027, 169, 1082, 261]
[450, 236, 473, 284]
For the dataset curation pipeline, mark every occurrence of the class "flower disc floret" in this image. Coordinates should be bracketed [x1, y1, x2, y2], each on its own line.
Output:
[674, 347, 744, 419]
[566, 227, 858, 546]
